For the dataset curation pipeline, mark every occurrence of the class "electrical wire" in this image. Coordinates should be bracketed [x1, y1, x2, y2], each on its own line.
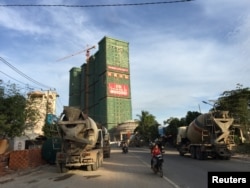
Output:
[0, 70, 37, 90]
[0, 0, 194, 8]
[0, 57, 55, 90]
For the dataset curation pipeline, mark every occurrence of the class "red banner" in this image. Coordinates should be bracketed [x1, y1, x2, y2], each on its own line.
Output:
[108, 83, 129, 97]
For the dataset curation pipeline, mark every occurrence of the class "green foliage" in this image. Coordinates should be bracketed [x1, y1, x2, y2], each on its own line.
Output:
[164, 118, 181, 139]
[0, 82, 38, 138]
[42, 114, 60, 138]
[164, 111, 201, 144]
[185, 111, 201, 125]
[217, 86, 250, 126]
[134, 110, 159, 142]
[217, 85, 250, 140]
[42, 123, 58, 138]
[234, 135, 241, 145]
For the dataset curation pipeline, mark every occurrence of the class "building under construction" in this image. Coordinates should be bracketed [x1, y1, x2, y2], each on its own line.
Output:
[69, 36, 132, 130]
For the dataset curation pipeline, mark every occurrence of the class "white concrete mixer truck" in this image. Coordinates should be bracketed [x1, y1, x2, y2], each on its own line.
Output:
[55, 106, 104, 172]
[176, 110, 243, 160]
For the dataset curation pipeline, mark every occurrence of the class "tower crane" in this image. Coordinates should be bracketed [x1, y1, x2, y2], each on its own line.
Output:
[56, 45, 96, 62]
[56, 45, 96, 115]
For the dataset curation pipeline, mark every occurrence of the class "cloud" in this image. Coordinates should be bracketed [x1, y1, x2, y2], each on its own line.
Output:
[0, 0, 250, 124]
[0, 7, 49, 35]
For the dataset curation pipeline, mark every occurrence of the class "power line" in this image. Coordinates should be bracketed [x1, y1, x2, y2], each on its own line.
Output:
[0, 0, 194, 8]
[0, 70, 37, 89]
[0, 57, 55, 90]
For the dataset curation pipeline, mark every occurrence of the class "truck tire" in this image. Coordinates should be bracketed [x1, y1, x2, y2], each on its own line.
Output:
[99, 156, 103, 167]
[98, 154, 103, 167]
[190, 146, 196, 159]
[57, 162, 68, 173]
[179, 151, 185, 156]
[91, 154, 99, 171]
[196, 147, 203, 160]
[91, 162, 97, 171]
[87, 165, 92, 171]
[96, 154, 100, 168]
[219, 156, 231, 160]
[106, 151, 110, 158]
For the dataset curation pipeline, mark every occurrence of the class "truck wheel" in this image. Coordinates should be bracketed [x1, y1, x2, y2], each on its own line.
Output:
[57, 162, 68, 173]
[99, 157, 103, 166]
[91, 162, 97, 171]
[179, 151, 185, 156]
[202, 152, 208, 160]
[96, 154, 100, 168]
[91, 154, 98, 171]
[190, 146, 196, 159]
[223, 156, 231, 160]
[98, 154, 103, 167]
[220, 156, 230, 160]
[87, 165, 92, 171]
[106, 151, 111, 158]
[196, 147, 203, 160]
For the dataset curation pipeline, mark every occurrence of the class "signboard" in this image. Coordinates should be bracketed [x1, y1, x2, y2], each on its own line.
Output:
[108, 83, 129, 97]
[107, 65, 128, 73]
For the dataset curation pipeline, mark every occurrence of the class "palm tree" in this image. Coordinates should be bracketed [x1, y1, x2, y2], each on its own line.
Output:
[134, 110, 159, 144]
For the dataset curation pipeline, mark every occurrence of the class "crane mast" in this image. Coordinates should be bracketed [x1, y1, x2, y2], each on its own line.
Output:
[56, 45, 96, 115]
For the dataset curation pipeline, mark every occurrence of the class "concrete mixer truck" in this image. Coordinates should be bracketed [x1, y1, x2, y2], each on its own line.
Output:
[55, 106, 104, 172]
[102, 126, 111, 158]
[176, 110, 241, 160]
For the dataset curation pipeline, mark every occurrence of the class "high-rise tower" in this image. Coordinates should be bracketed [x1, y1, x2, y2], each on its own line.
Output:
[69, 36, 132, 130]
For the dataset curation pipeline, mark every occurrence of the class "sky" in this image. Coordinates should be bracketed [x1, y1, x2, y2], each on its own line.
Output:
[0, 0, 250, 125]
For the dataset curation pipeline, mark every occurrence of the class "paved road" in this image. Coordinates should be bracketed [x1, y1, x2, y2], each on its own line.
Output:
[1, 146, 249, 188]
[0, 147, 176, 188]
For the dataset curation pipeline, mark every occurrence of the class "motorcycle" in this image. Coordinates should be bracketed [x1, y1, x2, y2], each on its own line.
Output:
[122, 146, 128, 154]
[152, 154, 163, 177]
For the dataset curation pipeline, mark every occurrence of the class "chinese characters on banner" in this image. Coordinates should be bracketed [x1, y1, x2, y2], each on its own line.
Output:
[108, 83, 129, 97]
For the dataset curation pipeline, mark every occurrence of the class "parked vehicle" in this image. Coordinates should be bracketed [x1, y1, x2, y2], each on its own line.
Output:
[55, 106, 104, 172]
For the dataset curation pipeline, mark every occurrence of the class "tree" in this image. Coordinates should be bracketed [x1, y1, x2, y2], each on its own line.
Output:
[185, 111, 201, 125]
[0, 82, 38, 138]
[163, 111, 201, 146]
[134, 110, 159, 143]
[42, 114, 59, 138]
[217, 84, 250, 142]
[165, 117, 182, 135]
[217, 85, 250, 124]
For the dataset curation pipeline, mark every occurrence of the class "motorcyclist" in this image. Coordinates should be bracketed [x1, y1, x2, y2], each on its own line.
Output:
[151, 144, 161, 169]
[122, 142, 128, 153]
[155, 138, 163, 153]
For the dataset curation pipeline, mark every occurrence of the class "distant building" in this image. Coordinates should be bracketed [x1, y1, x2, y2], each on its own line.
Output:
[24, 90, 58, 138]
[69, 36, 132, 130]
[114, 120, 138, 141]
[8, 90, 58, 151]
